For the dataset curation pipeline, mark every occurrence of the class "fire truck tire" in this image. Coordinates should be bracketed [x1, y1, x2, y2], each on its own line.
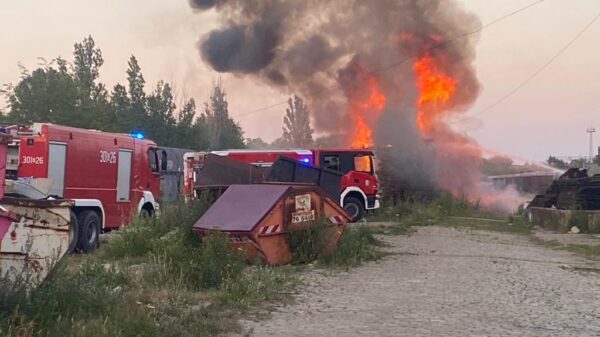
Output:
[139, 205, 154, 218]
[77, 210, 101, 253]
[343, 197, 365, 223]
[68, 211, 79, 254]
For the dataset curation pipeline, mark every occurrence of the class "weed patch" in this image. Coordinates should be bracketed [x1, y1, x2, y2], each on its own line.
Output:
[318, 227, 385, 267]
[0, 202, 292, 337]
[287, 221, 385, 268]
[368, 193, 520, 235]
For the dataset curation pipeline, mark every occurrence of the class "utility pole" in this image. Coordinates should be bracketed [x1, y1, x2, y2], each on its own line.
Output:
[587, 127, 596, 165]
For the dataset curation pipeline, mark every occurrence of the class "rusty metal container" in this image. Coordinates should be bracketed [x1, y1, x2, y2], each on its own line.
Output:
[193, 184, 350, 265]
[0, 198, 74, 285]
[0, 132, 75, 286]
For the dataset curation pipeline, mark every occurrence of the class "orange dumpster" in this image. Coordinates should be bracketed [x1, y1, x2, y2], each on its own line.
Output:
[192, 184, 350, 265]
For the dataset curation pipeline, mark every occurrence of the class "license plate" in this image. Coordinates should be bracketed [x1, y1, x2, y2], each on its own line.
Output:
[292, 210, 315, 223]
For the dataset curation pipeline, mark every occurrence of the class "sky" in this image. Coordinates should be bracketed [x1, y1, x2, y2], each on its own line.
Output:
[0, 0, 599, 162]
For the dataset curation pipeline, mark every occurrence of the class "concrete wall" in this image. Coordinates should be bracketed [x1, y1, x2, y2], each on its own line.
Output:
[529, 207, 600, 233]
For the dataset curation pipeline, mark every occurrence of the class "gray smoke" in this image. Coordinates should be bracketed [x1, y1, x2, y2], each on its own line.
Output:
[201, 23, 281, 73]
[190, 0, 480, 128]
[189, 0, 522, 208]
[188, 0, 228, 10]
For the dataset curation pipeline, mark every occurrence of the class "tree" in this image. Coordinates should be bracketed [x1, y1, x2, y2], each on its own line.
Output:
[72, 36, 109, 128]
[6, 61, 78, 125]
[117, 55, 147, 133]
[171, 98, 203, 149]
[246, 137, 270, 149]
[313, 134, 343, 148]
[203, 80, 244, 150]
[73, 35, 104, 97]
[146, 81, 176, 144]
[191, 114, 211, 150]
[107, 84, 130, 131]
[547, 156, 569, 170]
[282, 95, 313, 147]
[3, 36, 244, 151]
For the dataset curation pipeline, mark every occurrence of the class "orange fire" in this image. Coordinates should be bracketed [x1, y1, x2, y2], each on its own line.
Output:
[414, 53, 457, 136]
[350, 77, 386, 148]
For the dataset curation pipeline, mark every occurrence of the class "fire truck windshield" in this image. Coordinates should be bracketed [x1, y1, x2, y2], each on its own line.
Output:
[353, 155, 373, 173]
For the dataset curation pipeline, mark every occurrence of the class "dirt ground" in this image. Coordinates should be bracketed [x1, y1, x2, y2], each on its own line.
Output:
[233, 226, 600, 337]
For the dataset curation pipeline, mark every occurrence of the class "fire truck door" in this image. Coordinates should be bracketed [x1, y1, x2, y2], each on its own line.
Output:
[116, 150, 132, 201]
[48, 142, 67, 197]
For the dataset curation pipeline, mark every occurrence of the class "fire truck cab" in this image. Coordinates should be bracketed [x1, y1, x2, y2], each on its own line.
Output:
[312, 148, 379, 220]
[184, 148, 380, 221]
[6, 123, 162, 252]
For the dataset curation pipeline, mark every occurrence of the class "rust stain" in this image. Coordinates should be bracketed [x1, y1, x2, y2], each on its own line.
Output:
[28, 260, 44, 273]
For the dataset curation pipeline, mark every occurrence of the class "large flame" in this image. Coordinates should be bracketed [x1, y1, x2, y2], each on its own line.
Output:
[350, 77, 386, 148]
[414, 53, 457, 136]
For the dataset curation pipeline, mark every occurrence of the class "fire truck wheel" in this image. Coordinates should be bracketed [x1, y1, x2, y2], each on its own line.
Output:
[139, 206, 153, 218]
[68, 211, 79, 254]
[343, 197, 365, 223]
[77, 210, 101, 253]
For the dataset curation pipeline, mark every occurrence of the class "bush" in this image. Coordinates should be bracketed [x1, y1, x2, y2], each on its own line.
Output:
[218, 266, 292, 307]
[0, 260, 129, 336]
[288, 221, 383, 267]
[288, 222, 331, 264]
[319, 227, 383, 267]
[103, 201, 208, 260]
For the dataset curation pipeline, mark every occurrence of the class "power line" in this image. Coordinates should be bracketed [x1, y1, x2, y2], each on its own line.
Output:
[232, 0, 545, 119]
[470, 11, 600, 118]
[235, 100, 288, 119]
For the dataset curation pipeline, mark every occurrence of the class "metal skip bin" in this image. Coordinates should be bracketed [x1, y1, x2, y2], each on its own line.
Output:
[0, 197, 75, 286]
[192, 184, 351, 265]
[0, 132, 75, 286]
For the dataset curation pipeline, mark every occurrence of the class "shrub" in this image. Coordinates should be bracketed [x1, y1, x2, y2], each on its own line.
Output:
[319, 227, 383, 267]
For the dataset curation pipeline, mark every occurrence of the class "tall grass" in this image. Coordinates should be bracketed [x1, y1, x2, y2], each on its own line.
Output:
[367, 192, 524, 234]
[288, 221, 384, 268]
[0, 201, 292, 337]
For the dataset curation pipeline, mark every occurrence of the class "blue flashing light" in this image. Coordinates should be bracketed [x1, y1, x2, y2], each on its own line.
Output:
[130, 132, 145, 140]
[301, 158, 310, 164]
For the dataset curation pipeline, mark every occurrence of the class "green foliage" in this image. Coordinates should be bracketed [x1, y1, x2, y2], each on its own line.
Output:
[288, 222, 383, 267]
[245, 137, 270, 149]
[564, 244, 600, 259]
[7, 62, 79, 125]
[282, 95, 313, 147]
[547, 155, 570, 170]
[2, 36, 227, 151]
[288, 223, 330, 264]
[368, 193, 519, 234]
[0, 261, 129, 336]
[318, 227, 383, 267]
[102, 202, 207, 260]
[0, 201, 292, 336]
[218, 266, 292, 307]
[203, 79, 245, 150]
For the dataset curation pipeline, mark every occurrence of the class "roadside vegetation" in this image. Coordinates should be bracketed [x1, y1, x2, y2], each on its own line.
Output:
[0, 202, 385, 336]
[0, 202, 293, 337]
[2, 194, 559, 336]
[366, 192, 530, 235]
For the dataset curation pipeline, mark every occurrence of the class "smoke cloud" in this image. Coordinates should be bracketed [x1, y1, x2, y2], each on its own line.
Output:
[189, 0, 525, 211]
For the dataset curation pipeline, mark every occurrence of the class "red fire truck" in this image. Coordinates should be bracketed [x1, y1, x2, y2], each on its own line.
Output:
[184, 148, 380, 221]
[6, 123, 163, 252]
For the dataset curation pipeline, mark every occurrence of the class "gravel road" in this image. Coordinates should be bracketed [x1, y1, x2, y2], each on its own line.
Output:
[235, 226, 600, 337]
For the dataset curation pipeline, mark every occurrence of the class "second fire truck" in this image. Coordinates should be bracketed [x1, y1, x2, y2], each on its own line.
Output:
[184, 148, 380, 221]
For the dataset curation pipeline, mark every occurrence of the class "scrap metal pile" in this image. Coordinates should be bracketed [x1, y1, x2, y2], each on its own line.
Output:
[529, 168, 600, 210]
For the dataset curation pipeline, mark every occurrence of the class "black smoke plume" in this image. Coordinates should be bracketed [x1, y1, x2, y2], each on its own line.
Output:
[189, 0, 525, 210]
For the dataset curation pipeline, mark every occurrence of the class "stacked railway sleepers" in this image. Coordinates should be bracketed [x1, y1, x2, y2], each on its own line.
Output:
[529, 168, 600, 210]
